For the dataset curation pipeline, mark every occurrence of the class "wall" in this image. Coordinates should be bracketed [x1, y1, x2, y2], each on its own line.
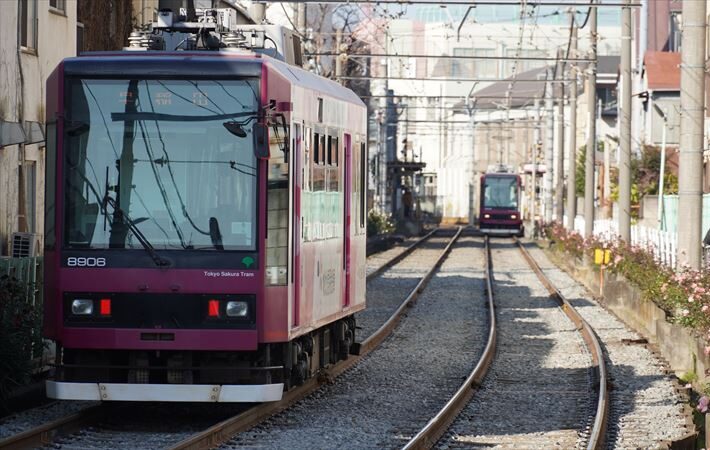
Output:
[0, 0, 77, 255]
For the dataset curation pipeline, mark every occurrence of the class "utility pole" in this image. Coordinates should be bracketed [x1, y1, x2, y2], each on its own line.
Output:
[678, 0, 706, 269]
[531, 98, 541, 234]
[544, 67, 554, 224]
[335, 28, 343, 82]
[584, 5, 597, 238]
[566, 13, 578, 231]
[555, 49, 565, 223]
[297, 3, 306, 35]
[619, 5, 632, 241]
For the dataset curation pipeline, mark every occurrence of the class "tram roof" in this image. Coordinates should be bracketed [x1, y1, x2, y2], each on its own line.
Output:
[63, 51, 365, 108]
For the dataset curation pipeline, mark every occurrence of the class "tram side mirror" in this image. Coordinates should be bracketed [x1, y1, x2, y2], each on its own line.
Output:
[253, 123, 270, 159]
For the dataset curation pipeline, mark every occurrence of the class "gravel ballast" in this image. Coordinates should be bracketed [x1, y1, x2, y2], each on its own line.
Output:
[526, 244, 691, 448]
[222, 233, 489, 449]
[440, 238, 594, 449]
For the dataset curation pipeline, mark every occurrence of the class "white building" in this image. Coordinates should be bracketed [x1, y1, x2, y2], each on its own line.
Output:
[359, 5, 622, 222]
[0, 0, 78, 256]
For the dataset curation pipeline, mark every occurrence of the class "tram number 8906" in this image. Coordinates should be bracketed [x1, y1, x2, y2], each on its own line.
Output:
[66, 257, 107, 267]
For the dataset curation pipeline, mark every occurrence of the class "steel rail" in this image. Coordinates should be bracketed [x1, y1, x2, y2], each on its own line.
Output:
[402, 233, 497, 450]
[0, 404, 107, 450]
[0, 231, 441, 450]
[515, 238, 608, 450]
[169, 227, 464, 450]
[367, 228, 438, 282]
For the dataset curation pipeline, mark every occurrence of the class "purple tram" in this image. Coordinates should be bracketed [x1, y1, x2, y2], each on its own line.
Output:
[42, 16, 367, 403]
[479, 172, 523, 236]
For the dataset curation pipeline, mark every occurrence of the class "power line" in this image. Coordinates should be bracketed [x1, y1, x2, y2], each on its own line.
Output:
[262, 1, 639, 6]
[307, 52, 594, 62]
[342, 75, 574, 81]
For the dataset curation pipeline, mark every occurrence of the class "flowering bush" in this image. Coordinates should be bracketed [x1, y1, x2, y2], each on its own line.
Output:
[548, 224, 710, 336]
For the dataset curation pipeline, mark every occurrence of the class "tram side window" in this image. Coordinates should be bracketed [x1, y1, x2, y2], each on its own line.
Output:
[332, 137, 339, 167]
[313, 132, 320, 164]
[360, 142, 366, 230]
[266, 120, 289, 285]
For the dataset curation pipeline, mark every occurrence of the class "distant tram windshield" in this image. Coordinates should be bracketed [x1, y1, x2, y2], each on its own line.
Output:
[64, 78, 260, 250]
[483, 176, 518, 210]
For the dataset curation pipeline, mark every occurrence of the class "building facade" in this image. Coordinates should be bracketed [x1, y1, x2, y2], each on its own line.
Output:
[0, 0, 78, 256]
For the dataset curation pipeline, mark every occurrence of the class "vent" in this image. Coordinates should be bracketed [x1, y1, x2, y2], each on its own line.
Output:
[11, 232, 39, 258]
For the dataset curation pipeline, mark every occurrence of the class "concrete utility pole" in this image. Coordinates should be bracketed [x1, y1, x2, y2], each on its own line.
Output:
[566, 14, 578, 230]
[618, 5, 632, 241]
[297, 3, 306, 35]
[555, 49, 565, 223]
[678, 0, 706, 269]
[584, 5, 597, 238]
[530, 98, 541, 233]
[544, 67, 554, 223]
[335, 28, 343, 81]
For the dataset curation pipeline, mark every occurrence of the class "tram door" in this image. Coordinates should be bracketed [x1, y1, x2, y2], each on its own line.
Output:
[343, 134, 352, 307]
[292, 123, 302, 327]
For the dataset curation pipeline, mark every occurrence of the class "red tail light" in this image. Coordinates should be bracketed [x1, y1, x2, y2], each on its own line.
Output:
[100, 298, 111, 316]
[208, 299, 220, 317]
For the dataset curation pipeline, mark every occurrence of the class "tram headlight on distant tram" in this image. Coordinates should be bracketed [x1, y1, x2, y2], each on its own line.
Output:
[71, 299, 94, 315]
[226, 300, 249, 318]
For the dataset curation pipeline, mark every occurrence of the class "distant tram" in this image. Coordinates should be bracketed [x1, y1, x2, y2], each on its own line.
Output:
[479, 168, 523, 236]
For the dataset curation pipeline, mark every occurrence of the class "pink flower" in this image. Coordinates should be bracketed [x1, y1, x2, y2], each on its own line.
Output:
[682, 309, 690, 317]
[698, 287, 707, 295]
[698, 396, 710, 413]
[703, 305, 710, 313]
[685, 383, 693, 389]
[704, 346, 710, 355]
[689, 296, 696, 303]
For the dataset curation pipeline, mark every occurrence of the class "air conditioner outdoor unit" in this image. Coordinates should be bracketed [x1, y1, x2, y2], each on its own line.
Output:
[11, 232, 39, 258]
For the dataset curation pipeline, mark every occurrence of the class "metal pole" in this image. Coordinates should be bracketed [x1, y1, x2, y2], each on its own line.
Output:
[531, 98, 541, 233]
[658, 121, 667, 231]
[584, 5, 597, 238]
[567, 14, 578, 231]
[619, 5, 632, 241]
[555, 49, 565, 223]
[544, 67, 554, 224]
[678, 0, 706, 269]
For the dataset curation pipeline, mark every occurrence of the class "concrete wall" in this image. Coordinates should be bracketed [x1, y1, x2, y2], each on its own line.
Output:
[0, 0, 77, 255]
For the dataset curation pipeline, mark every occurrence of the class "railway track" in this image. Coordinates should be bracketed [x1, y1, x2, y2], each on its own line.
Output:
[0, 228, 449, 450]
[428, 237, 607, 449]
[1, 233, 691, 449]
[218, 228, 488, 449]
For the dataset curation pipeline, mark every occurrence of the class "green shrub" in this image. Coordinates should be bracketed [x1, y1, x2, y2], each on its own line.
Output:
[0, 275, 43, 403]
[367, 210, 395, 236]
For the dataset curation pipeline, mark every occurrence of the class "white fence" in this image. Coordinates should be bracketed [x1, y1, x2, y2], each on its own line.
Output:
[581, 219, 678, 269]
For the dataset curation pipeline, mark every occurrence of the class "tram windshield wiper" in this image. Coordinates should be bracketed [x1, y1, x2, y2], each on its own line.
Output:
[111, 111, 258, 123]
[103, 195, 171, 267]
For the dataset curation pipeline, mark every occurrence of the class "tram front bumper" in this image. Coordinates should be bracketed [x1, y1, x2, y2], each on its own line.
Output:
[46, 380, 284, 402]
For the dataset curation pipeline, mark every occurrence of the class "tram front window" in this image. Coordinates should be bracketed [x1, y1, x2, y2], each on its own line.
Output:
[484, 177, 518, 210]
[64, 78, 260, 251]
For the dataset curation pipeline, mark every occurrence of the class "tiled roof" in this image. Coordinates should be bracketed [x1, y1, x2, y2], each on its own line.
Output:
[643, 51, 680, 91]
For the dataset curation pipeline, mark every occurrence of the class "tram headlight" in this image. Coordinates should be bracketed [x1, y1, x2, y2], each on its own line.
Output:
[483, 214, 490, 219]
[71, 299, 94, 315]
[226, 301, 249, 318]
[511, 214, 517, 220]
